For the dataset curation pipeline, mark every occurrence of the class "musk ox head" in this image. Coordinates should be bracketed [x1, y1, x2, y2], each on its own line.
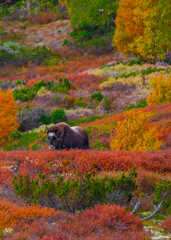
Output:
[47, 122, 89, 150]
[47, 123, 65, 150]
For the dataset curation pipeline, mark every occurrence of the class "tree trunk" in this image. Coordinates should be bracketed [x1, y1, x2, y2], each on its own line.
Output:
[26, 0, 30, 10]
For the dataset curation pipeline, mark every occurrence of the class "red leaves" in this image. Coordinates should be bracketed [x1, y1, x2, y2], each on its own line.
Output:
[62, 204, 150, 240]
[1, 150, 170, 177]
[68, 73, 104, 90]
[161, 217, 171, 233]
[0, 168, 12, 185]
[1, 201, 150, 240]
[27, 12, 59, 25]
[80, 204, 143, 231]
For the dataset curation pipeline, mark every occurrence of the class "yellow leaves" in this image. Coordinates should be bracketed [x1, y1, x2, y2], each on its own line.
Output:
[59, 0, 68, 6]
[113, 0, 170, 59]
[59, 0, 72, 14]
[110, 109, 161, 151]
[0, 88, 19, 148]
[147, 73, 171, 105]
[113, 0, 144, 55]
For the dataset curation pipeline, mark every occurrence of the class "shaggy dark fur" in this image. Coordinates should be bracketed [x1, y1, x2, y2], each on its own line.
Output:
[47, 122, 90, 150]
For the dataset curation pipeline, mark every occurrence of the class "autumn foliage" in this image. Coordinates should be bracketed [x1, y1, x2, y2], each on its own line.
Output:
[0, 200, 56, 229]
[1, 200, 150, 240]
[1, 150, 170, 177]
[64, 204, 150, 240]
[0, 88, 19, 148]
[113, 0, 170, 60]
[147, 73, 171, 106]
[161, 217, 171, 233]
[110, 109, 161, 151]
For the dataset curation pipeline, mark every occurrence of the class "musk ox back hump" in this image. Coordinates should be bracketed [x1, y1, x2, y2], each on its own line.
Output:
[64, 125, 90, 150]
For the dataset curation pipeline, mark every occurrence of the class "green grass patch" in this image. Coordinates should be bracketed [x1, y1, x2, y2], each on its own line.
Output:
[69, 116, 102, 127]
[4, 131, 42, 151]
[91, 140, 109, 150]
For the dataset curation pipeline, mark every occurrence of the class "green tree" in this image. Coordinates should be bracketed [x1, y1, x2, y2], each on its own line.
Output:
[60, 0, 118, 41]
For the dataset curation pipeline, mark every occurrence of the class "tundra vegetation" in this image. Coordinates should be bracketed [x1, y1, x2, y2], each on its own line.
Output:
[0, 0, 171, 239]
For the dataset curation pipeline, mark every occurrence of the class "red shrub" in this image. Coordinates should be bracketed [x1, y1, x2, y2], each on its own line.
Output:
[80, 204, 143, 231]
[68, 73, 104, 90]
[61, 204, 150, 240]
[26, 77, 42, 87]
[0, 150, 170, 177]
[81, 113, 124, 129]
[0, 167, 12, 185]
[27, 12, 58, 24]
[1, 201, 150, 240]
[161, 217, 171, 233]
[136, 169, 167, 195]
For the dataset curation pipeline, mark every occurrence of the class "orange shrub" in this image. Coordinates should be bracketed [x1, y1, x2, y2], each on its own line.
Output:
[147, 73, 171, 106]
[0, 200, 56, 228]
[0, 89, 19, 148]
[110, 109, 162, 151]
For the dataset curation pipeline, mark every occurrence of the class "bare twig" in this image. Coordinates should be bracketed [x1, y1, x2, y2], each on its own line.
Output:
[141, 192, 168, 221]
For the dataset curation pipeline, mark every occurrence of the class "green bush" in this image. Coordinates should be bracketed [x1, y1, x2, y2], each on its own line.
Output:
[75, 96, 86, 108]
[71, 27, 93, 42]
[13, 79, 53, 102]
[121, 67, 165, 79]
[126, 100, 147, 111]
[13, 88, 36, 101]
[10, 131, 22, 140]
[39, 115, 51, 125]
[0, 41, 50, 66]
[80, 37, 108, 48]
[153, 180, 171, 215]
[37, 87, 48, 96]
[4, 41, 20, 50]
[126, 59, 143, 66]
[0, 24, 7, 36]
[12, 168, 137, 212]
[44, 54, 60, 66]
[50, 77, 72, 94]
[90, 92, 103, 102]
[4, 131, 40, 151]
[62, 39, 69, 46]
[50, 108, 67, 124]
[13, 78, 72, 102]
[104, 97, 111, 110]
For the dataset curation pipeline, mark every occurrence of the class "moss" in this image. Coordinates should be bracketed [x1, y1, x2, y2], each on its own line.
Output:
[143, 219, 158, 228]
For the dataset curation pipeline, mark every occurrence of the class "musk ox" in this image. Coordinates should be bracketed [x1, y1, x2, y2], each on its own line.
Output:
[47, 122, 90, 150]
